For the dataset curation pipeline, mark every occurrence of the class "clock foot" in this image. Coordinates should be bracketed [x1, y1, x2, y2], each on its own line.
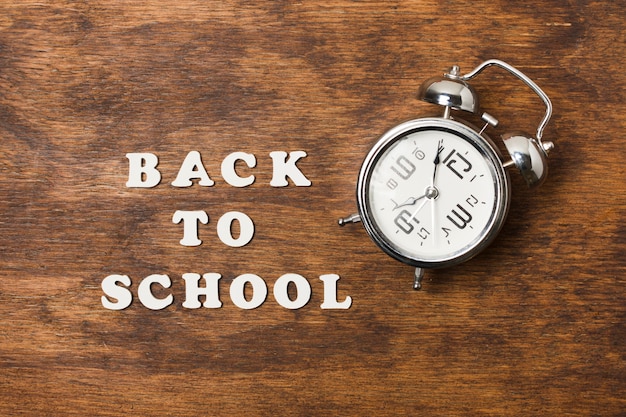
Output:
[413, 268, 424, 290]
[338, 213, 361, 226]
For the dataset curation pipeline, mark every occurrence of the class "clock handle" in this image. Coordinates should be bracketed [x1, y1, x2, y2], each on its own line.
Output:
[459, 59, 552, 145]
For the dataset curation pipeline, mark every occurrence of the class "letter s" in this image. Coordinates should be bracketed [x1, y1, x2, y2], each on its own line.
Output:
[101, 274, 133, 310]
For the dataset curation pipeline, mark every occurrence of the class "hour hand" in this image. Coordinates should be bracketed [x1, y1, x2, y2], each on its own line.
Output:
[392, 194, 426, 210]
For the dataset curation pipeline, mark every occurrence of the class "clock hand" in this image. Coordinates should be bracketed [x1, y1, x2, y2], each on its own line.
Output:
[432, 139, 443, 186]
[392, 193, 427, 211]
[426, 140, 443, 246]
[407, 197, 429, 225]
[395, 141, 443, 212]
[431, 198, 437, 246]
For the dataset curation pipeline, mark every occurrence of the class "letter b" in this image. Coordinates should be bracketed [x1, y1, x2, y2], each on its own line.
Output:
[126, 153, 161, 188]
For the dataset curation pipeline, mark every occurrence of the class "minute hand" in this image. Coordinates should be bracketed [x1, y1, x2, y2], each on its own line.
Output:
[432, 139, 443, 186]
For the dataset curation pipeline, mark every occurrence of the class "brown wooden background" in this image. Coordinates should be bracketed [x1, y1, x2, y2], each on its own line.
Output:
[0, 1, 624, 416]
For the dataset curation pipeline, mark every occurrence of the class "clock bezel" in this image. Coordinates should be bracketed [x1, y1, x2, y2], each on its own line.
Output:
[356, 117, 511, 269]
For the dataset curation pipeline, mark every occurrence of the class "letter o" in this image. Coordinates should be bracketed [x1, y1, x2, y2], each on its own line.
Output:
[273, 273, 311, 309]
[217, 211, 255, 247]
[230, 274, 267, 309]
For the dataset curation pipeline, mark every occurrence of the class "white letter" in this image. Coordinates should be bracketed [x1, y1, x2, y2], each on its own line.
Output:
[216, 211, 255, 248]
[101, 274, 133, 310]
[126, 153, 161, 188]
[182, 273, 222, 309]
[138, 274, 173, 310]
[320, 274, 352, 309]
[171, 151, 215, 187]
[230, 274, 267, 309]
[269, 151, 312, 187]
[273, 273, 311, 309]
[221, 152, 256, 187]
[172, 210, 209, 246]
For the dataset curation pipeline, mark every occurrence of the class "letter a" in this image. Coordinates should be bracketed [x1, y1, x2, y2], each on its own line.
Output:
[172, 151, 215, 187]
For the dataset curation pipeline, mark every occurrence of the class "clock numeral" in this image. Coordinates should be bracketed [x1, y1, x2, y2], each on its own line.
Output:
[441, 147, 473, 180]
[445, 195, 482, 231]
[390, 155, 416, 180]
[466, 194, 479, 207]
[446, 204, 473, 230]
[386, 178, 398, 190]
[416, 227, 431, 240]
[441, 227, 452, 244]
[394, 209, 419, 234]
[394, 210, 431, 239]
[412, 147, 426, 160]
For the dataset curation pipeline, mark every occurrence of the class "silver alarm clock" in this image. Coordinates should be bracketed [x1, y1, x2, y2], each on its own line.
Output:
[339, 59, 554, 290]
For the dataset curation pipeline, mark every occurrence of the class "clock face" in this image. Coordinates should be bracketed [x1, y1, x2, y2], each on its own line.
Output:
[358, 118, 510, 268]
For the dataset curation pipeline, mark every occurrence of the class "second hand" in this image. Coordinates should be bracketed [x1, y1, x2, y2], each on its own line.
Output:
[407, 198, 429, 225]
[430, 139, 443, 245]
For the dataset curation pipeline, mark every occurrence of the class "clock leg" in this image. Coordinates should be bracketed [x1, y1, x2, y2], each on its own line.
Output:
[413, 267, 424, 290]
[338, 213, 361, 226]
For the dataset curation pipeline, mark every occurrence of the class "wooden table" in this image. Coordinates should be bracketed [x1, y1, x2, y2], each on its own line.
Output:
[1, 1, 624, 415]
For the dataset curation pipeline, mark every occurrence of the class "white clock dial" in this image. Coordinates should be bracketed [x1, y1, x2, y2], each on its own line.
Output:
[358, 118, 510, 268]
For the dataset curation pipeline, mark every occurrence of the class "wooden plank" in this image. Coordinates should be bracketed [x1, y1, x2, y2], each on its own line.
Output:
[0, 1, 624, 415]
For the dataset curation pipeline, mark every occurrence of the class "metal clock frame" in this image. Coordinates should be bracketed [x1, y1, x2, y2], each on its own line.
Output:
[356, 117, 511, 272]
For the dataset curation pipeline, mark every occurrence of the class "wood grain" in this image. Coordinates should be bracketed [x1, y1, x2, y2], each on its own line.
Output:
[0, 1, 624, 415]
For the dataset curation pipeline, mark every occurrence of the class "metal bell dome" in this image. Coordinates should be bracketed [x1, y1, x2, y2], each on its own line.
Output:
[503, 132, 554, 188]
[417, 66, 479, 114]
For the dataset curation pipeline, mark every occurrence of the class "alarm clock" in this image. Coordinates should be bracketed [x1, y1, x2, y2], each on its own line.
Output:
[339, 59, 554, 290]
